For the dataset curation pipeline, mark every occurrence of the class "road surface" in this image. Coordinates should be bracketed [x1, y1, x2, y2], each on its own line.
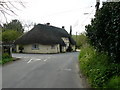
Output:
[2, 52, 87, 88]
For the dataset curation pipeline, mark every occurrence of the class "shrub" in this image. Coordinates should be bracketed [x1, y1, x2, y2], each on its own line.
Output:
[2, 53, 11, 59]
[79, 44, 119, 88]
[0, 53, 13, 64]
[105, 76, 120, 88]
[0, 58, 13, 64]
[85, 2, 120, 63]
[72, 33, 88, 49]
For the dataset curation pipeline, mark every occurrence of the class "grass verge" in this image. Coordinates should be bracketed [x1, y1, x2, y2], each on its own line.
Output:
[79, 44, 120, 88]
[0, 53, 13, 64]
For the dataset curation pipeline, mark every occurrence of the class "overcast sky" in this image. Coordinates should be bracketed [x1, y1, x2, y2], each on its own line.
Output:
[1, 0, 107, 35]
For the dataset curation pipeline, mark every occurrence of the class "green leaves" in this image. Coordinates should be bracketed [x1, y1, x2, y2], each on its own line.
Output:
[85, 2, 120, 63]
[72, 33, 88, 48]
[3, 19, 24, 33]
[2, 30, 22, 42]
[79, 45, 119, 88]
[0, 53, 13, 64]
[2, 19, 24, 43]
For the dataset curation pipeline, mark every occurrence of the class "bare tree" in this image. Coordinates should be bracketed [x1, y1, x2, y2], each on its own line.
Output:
[0, 0, 25, 23]
[22, 21, 36, 32]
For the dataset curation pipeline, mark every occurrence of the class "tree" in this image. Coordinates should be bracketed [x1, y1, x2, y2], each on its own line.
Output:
[0, 25, 2, 41]
[85, 2, 120, 63]
[3, 19, 24, 33]
[2, 29, 22, 56]
[2, 30, 22, 43]
[0, 0, 25, 23]
[72, 33, 88, 48]
[1, 1, 25, 57]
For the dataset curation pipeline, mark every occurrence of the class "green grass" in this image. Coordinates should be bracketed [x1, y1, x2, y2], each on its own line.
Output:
[79, 44, 120, 88]
[0, 58, 13, 64]
[0, 53, 13, 64]
[105, 76, 120, 88]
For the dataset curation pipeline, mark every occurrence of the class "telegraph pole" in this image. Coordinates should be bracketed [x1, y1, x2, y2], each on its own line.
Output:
[76, 32, 77, 41]
[70, 25, 72, 36]
[95, 0, 100, 11]
[76, 32, 77, 49]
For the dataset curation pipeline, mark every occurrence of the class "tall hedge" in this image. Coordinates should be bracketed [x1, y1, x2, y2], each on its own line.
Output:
[85, 2, 120, 63]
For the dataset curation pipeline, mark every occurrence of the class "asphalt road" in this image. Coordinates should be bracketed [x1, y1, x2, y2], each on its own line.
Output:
[2, 52, 87, 88]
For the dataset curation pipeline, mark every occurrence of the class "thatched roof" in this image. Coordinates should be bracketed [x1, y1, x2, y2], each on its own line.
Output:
[14, 24, 76, 46]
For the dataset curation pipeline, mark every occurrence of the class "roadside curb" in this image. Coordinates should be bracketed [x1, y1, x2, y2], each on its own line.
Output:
[13, 57, 21, 61]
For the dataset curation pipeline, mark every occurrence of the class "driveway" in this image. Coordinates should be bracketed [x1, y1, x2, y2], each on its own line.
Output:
[2, 52, 87, 88]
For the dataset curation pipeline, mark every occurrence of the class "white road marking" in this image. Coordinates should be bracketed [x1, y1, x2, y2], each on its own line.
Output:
[27, 59, 33, 63]
[64, 69, 72, 71]
[26, 58, 48, 63]
[36, 59, 41, 61]
[44, 59, 47, 62]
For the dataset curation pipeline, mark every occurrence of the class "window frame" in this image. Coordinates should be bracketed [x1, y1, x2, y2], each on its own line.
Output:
[32, 44, 39, 50]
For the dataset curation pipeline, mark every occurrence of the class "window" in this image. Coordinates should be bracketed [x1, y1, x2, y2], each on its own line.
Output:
[51, 45, 55, 49]
[32, 44, 39, 50]
[66, 38, 68, 41]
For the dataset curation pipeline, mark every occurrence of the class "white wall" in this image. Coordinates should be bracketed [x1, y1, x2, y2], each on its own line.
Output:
[61, 37, 69, 51]
[72, 45, 76, 51]
[16, 45, 19, 52]
[61, 37, 76, 51]
[16, 44, 60, 53]
[61, 46, 66, 52]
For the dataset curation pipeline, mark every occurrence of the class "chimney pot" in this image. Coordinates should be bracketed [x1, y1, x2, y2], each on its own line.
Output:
[46, 23, 50, 26]
[62, 26, 65, 29]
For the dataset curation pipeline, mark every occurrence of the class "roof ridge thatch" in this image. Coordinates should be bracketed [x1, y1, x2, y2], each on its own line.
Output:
[14, 24, 76, 46]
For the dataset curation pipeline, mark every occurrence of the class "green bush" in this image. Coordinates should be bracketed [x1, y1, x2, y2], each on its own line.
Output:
[85, 2, 120, 63]
[0, 58, 13, 64]
[79, 44, 119, 88]
[2, 53, 11, 59]
[72, 33, 88, 49]
[0, 53, 13, 64]
[105, 76, 120, 88]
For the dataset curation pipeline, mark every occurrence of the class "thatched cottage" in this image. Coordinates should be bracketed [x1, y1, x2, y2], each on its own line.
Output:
[14, 23, 76, 53]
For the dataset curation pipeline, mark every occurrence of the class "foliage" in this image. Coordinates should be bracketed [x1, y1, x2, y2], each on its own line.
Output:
[105, 76, 120, 88]
[79, 44, 120, 88]
[0, 53, 13, 64]
[2, 19, 23, 43]
[72, 33, 88, 48]
[2, 30, 22, 42]
[85, 2, 120, 63]
[0, 58, 13, 64]
[2, 53, 11, 58]
[3, 19, 24, 33]
[0, 27, 2, 41]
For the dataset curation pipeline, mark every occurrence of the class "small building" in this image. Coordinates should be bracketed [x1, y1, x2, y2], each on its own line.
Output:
[14, 23, 76, 54]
